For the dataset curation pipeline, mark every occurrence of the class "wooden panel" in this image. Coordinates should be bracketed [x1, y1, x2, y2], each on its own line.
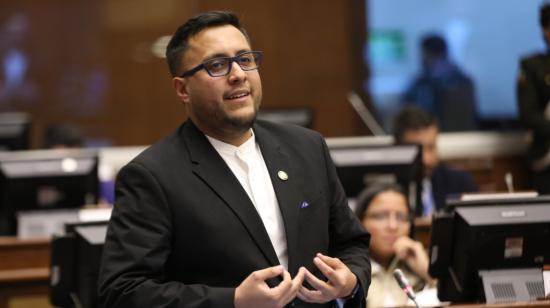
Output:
[0, 237, 51, 308]
[0, 237, 50, 271]
[1, 0, 365, 148]
[445, 155, 530, 193]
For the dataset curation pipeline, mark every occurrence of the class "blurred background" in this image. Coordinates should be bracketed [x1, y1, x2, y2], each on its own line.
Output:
[0, 0, 543, 144]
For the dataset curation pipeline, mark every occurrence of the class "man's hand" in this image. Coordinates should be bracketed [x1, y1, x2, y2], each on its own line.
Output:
[235, 265, 306, 308]
[297, 253, 357, 304]
[394, 236, 430, 280]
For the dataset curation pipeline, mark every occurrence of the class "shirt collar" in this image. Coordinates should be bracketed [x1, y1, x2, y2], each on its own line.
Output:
[206, 129, 256, 156]
[371, 257, 400, 276]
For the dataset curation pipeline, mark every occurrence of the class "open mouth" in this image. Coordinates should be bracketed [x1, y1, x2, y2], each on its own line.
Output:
[225, 91, 250, 100]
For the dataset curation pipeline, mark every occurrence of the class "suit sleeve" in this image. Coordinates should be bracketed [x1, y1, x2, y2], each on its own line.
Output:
[98, 162, 234, 308]
[517, 58, 550, 137]
[319, 136, 371, 307]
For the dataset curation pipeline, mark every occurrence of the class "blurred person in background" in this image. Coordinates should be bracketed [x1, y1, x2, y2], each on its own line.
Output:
[403, 34, 477, 132]
[517, 3, 550, 194]
[42, 123, 83, 149]
[393, 106, 478, 216]
[42, 123, 115, 205]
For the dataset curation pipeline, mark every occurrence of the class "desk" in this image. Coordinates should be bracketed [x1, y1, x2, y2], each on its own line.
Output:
[449, 300, 550, 307]
[1, 225, 546, 308]
[0, 237, 52, 308]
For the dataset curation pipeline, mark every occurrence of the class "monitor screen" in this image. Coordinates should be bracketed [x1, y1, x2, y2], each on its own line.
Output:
[0, 112, 31, 151]
[429, 197, 550, 303]
[0, 149, 99, 235]
[329, 144, 422, 214]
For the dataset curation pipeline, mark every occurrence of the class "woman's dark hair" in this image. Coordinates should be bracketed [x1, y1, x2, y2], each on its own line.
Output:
[356, 183, 418, 271]
[165, 11, 249, 77]
[354, 182, 412, 223]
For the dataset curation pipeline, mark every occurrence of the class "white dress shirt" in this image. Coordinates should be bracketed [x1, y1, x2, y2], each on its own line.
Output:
[206, 130, 288, 269]
[421, 177, 435, 217]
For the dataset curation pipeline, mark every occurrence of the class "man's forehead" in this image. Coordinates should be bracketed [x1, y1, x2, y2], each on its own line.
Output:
[188, 26, 249, 52]
[406, 125, 437, 134]
[180, 25, 250, 67]
[404, 126, 437, 141]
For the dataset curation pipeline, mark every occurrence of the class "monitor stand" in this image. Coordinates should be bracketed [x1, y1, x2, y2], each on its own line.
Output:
[479, 268, 545, 304]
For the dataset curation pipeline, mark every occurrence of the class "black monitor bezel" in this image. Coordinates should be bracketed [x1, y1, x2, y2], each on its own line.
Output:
[0, 149, 99, 235]
[329, 143, 423, 214]
[0, 112, 31, 151]
[429, 198, 550, 303]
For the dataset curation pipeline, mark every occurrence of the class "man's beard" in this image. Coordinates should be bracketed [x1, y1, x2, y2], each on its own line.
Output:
[225, 108, 258, 132]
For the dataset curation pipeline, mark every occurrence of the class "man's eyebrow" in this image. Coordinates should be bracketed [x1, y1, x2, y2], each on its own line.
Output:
[202, 49, 252, 61]
[203, 53, 228, 61]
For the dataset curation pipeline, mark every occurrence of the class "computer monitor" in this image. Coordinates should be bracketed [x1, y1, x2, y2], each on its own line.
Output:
[0, 112, 31, 151]
[444, 194, 550, 213]
[0, 149, 99, 235]
[50, 221, 108, 308]
[429, 197, 550, 303]
[329, 144, 422, 213]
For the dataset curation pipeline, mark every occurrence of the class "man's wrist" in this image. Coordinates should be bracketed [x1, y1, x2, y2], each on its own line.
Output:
[341, 280, 359, 300]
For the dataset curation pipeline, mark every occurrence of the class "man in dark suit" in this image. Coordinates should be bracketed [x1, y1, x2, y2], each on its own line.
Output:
[393, 106, 478, 216]
[98, 11, 371, 308]
[517, 3, 550, 194]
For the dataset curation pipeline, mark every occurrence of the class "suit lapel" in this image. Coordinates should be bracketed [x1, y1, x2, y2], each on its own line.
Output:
[181, 121, 280, 267]
[254, 123, 303, 275]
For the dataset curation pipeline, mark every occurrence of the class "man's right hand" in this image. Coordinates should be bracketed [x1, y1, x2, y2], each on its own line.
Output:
[235, 265, 306, 308]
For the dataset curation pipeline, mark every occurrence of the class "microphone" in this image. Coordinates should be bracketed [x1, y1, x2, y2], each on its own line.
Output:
[393, 269, 422, 308]
[505, 172, 514, 193]
[346, 91, 386, 136]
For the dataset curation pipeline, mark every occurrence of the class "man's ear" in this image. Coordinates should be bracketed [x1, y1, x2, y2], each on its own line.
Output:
[172, 77, 190, 103]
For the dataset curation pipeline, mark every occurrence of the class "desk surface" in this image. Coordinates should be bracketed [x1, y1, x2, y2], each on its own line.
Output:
[449, 300, 550, 307]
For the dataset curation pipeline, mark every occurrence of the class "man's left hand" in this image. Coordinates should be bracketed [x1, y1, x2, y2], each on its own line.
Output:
[297, 253, 357, 303]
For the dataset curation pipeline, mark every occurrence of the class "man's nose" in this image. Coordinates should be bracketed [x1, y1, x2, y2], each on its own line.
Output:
[228, 61, 246, 82]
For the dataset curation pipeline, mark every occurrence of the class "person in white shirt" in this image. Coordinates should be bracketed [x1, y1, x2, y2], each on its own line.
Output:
[98, 10, 371, 308]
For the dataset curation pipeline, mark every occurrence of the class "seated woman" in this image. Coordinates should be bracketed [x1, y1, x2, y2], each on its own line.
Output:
[355, 183, 435, 307]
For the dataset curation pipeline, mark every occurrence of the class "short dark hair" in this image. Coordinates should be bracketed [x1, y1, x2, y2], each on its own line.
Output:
[540, 3, 550, 28]
[354, 182, 410, 222]
[393, 106, 438, 144]
[165, 11, 250, 77]
[421, 34, 447, 58]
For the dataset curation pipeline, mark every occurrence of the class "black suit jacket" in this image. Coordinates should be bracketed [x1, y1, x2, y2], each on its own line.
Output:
[517, 53, 550, 165]
[98, 120, 371, 308]
[431, 164, 478, 212]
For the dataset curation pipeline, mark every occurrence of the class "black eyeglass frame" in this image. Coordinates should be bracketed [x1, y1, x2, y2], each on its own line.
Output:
[179, 51, 263, 78]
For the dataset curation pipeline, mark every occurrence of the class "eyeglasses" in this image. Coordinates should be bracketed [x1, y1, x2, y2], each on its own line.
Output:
[179, 51, 263, 78]
[365, 212, 411, 224]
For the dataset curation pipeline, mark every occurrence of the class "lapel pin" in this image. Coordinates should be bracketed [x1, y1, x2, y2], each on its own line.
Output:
[300, 201, 310, 209]
[277, 170, 288, 181]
